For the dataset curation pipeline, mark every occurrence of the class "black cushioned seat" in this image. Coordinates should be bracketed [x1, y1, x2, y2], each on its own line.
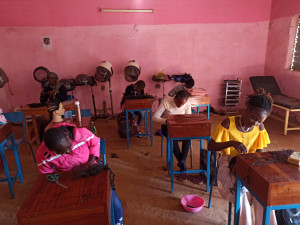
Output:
[249, 76, 300, 109]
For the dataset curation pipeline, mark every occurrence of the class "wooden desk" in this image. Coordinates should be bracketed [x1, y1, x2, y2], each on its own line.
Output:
[166, 114, 211, 193]
[124, 99, 154, 148]
[45, 117, 92, 131]
[20, 100, 75, 145]
[234, 151, 300, 225]
[17, 170, 111, 225]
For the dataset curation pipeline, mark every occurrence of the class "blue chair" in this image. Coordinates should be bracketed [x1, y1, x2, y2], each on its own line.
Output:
[64, 109, 92, 118]
[100, 139, 107, 166]
[3, 112, 36, 163]
[0, 123, 23, 198]
[191, 104, 210, 119]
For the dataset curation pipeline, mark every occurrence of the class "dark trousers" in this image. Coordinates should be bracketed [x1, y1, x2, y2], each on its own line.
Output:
[161, 124, 190, 164]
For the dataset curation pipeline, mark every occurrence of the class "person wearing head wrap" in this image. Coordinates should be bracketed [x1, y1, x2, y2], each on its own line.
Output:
[40, 72, 68, 105]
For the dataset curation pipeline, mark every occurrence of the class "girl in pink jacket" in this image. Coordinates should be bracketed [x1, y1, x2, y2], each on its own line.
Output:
[36, 122, 123, 225]
[36, 123, 100, 174]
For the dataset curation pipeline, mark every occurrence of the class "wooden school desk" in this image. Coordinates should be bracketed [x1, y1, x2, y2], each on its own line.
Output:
[234, 151, 300, 225]
[20, 100, 75, 145]
[124, 98, 154, 148]
[166, 114, 211, 193]
[17, 170, 112, 225]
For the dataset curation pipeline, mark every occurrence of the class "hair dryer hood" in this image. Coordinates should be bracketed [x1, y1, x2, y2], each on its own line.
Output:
[124, 60, 141, 82]
[94, 61, 113, 82]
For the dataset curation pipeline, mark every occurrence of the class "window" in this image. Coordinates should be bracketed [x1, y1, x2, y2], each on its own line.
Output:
[291, 16, 300, 71]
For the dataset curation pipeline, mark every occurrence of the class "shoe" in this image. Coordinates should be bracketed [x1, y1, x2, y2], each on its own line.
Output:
[187, 174, 203, 184]
[137, 130, 142, 138]
[175, 173, 187, 182]
[177, 162, 187, 171]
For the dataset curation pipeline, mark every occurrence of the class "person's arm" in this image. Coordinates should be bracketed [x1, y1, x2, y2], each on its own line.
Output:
[38, 161, 55, 174]
[120, 85, 132, 107]
[82, 128, 100, 164]
[208, 139, 247, 154]
[36, 144, 55, 174]
[207, 118, 247, 154]
[168, 86, 178, 97]
[153, 101, 167, 124]
[185, 101, 192, 114]
[168, 84, 184, 97]
[57, 84, 68, 102]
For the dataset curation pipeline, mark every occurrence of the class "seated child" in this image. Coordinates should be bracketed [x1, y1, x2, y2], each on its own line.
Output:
[207, 88, 277, 225]
[120, 80, 146, 126]
[153, 90, 191, 180]
[36, 124, 123, 225]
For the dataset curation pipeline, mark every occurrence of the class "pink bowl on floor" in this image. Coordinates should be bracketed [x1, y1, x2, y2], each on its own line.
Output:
[181, 195, 205, 213]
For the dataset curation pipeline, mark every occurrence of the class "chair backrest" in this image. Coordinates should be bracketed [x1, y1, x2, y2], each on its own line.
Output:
[64, 109, 92, 118]
[249, 76, 282, 95]
[100, 139, 106, 154]
[2, 111, 26, 139]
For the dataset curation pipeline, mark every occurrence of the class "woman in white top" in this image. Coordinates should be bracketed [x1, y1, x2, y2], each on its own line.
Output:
[153, 90, 191, 173]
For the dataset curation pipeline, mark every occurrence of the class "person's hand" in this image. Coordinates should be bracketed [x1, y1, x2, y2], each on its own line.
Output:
[86, 155, 97, 166]
[230, 141, 247, 154]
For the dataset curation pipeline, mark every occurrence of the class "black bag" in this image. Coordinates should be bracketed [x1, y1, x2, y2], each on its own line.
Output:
[117, 112, 138, 138]
[200, 150, 219, 185]
[275, 208, 300, 225]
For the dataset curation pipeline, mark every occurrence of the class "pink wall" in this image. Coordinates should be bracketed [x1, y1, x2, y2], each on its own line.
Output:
[270, 0, 300, 19]
[0, 0, 271, 26]
[265, 0, 300, 98]
[0, 1, 272, 113]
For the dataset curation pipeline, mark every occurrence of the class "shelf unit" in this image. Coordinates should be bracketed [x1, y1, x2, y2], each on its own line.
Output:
[222, 79, 242, 115]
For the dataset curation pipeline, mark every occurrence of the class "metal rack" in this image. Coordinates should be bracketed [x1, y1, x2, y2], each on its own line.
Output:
[222, 79, 242, 115]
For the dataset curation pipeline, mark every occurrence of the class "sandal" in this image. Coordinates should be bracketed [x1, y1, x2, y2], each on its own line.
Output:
[187, 174, 203, 184]
[175, 173, 187, 182]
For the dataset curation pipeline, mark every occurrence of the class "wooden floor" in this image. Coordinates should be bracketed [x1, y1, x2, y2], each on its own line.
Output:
[1, 113, 300, 225]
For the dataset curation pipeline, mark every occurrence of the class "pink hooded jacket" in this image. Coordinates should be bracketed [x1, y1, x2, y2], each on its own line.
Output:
[36, 123, 100, 174]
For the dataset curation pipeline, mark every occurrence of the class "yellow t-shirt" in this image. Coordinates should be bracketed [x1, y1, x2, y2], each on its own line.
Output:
[211, 116, 270, 157]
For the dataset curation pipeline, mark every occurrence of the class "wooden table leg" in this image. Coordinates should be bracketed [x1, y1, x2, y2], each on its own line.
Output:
[31, 115, 40, 145]
[284, 110, 289, 136]
[24, 116, 31, 143]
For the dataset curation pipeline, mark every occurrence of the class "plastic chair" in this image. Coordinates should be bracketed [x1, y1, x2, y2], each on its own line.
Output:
[0, 125, 23, 198]
[64, 109, 92, 118]
[2, 112, 36, 163]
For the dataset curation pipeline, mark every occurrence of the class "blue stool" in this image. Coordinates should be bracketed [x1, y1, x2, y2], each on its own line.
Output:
[0, 123, 23, 198]
[167, 136, 211, 193]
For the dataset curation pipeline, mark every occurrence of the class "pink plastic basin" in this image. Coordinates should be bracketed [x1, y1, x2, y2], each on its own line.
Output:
[181, 195, 205, 213]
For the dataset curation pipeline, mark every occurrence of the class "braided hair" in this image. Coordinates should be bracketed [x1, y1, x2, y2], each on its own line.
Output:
[175, 89, 191, 101]
[43, 127, 68, 151]
[245, 88, 273, 113]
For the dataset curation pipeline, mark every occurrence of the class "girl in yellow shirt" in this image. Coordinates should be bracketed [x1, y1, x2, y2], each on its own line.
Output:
[208, 88, 277, 225]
